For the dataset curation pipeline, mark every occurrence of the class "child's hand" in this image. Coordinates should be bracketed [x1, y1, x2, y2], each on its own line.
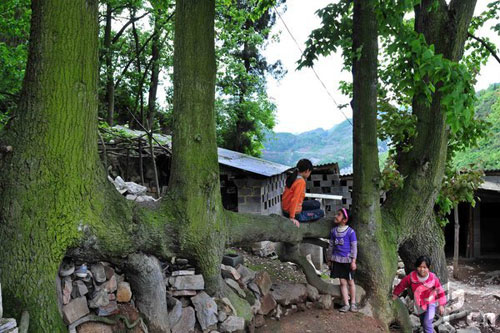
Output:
[392, 295, 398, 301]
[350, 261, 357, 271]
[438, 305, 445, 316]
[290, 218, 300, 228]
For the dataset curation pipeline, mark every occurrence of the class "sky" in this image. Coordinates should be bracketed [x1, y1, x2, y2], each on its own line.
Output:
[264, 1, 500, 134]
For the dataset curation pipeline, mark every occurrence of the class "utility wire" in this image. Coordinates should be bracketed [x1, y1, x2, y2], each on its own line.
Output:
[272, 6, 353, 126]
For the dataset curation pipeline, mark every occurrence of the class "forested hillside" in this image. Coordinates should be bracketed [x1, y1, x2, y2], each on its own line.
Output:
[454, 83, 500, 170]
[263, 84, 500, 171]
[262, 119, 387, 170]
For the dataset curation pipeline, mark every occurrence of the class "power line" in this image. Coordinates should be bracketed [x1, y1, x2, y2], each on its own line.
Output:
[272, 6, 353, 126]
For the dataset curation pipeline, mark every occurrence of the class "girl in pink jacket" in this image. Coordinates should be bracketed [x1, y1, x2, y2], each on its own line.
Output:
[392, 256, 446, 333]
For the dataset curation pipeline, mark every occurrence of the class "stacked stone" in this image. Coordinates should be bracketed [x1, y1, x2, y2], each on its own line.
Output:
[58, 261, 133, 328]
[0, 282, 19, 333]
[164, 258, 245, 333]
[219, 262, 340, 330]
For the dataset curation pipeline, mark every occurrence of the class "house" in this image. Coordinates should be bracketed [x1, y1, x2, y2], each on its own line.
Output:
[444, 169, 500, 258]
[99, 126, 290, 215]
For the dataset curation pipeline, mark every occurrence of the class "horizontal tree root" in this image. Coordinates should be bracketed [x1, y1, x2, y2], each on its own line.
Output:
[68, 314, 147, 333]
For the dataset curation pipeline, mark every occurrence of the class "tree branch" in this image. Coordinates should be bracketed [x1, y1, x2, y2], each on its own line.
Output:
[111, 12, 150, 45]
[225, 212, 331, 245]
[468, 32, 500, 65]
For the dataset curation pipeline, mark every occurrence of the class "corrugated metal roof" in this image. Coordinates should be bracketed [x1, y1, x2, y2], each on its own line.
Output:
[109, 126, 290, 177]
[479, 180, 500, 192]
[217, 148, 290, 177]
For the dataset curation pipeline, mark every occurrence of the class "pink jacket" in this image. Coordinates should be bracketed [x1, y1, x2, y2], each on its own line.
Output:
[393, 271, 446, 311]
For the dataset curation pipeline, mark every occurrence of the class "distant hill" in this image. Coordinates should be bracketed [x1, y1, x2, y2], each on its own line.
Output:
[262, 119, 388, 171]
[263, 83, 500, 172]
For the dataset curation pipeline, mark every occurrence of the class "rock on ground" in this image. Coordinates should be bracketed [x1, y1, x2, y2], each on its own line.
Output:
[169, 275, 204, 291]
[171, 306, 196, 333]
[62, 297, 90, 324]
[191, 291, 218, 330]
[220, 316, 245, 333]
[270, 283, 307, 306]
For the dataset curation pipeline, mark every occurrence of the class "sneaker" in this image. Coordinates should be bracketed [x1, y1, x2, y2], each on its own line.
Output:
[339, 304, 350, 312]
[75, 264, 88, 278]
[350, 303, 358, 312]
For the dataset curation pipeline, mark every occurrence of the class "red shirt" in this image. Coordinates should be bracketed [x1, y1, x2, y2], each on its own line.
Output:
[393, 271, 446, 311]
[281, 177, 306, 219]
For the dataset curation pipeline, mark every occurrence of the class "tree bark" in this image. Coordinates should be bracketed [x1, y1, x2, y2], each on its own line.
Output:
[104, 3, 115, 126]
[0, 0, 102, 329]
[169, 0, 224, 294]
[453, 204, 460, 279]
[125, 253, 169, 332]
[350, 0, 402, 327]
[384, 0, 477, 260]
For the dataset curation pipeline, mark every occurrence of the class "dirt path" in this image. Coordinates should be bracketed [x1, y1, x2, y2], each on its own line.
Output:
[255, 308, 391, 333]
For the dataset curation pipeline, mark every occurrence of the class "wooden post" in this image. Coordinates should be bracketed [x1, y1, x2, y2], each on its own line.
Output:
[453, 204, 460, 279]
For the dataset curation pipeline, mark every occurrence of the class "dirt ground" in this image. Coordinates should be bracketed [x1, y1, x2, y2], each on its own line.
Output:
[446, 258, 500, 332]
[238, 248, 500, 333]
[255, 307, 388, 333]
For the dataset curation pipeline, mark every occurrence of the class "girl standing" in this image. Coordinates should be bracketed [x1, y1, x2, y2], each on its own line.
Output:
[281, 159, 324, 227]
[328, 208, 358, 312]
[392, 255, 446, 333]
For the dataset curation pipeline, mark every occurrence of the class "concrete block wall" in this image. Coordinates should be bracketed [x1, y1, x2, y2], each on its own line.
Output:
[306, 173, 350, 213]
[233, 173, 286, 215]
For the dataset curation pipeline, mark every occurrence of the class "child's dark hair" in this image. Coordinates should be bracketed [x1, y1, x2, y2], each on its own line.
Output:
[338, 208, 350, 222]
[285, 159, 313, 188]
[415, 255, 431, 268]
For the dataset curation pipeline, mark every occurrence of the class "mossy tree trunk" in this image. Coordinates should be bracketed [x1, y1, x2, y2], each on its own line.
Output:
[350, 0, 399, 325]
[168, 0, 227, 295]
[350, 0, 477, 329]
[0, 0, 103, 330]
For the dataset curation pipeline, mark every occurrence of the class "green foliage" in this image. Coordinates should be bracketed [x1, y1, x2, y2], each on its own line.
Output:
[0, 0, 30, 115]
[298, 0, 500, 225]
[98, 0, 174, 130]
[298, 1, 353, 71]
[214, 0, 284, 156]
[435, 167, 484, 226]
[379, 157, 404, 192]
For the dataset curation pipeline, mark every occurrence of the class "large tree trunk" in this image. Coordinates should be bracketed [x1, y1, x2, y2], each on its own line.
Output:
[384, 0, 477, 281]
[169, 0, 225, 294]
[350, 0, 476, 329]
[0, 0, 102, 329]
[350, 0, 403, 327]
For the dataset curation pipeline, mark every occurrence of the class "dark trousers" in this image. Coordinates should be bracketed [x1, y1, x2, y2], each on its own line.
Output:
[284, 200, 324, 222]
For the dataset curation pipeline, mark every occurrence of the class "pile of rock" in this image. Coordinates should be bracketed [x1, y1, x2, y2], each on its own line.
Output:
[218, 262, 338, 329]
[58, 260, 136, 331]
[163, 258, 341, 332]
[161, 258, 245, 333]
[108, 175, 157, 203]
[56, 253, 360, 332]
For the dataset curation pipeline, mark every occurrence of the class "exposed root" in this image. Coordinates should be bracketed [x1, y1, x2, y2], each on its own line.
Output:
[279, 242, 340, 297]
[125, 253, 169, 332]
[67, 314, 147, 333]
